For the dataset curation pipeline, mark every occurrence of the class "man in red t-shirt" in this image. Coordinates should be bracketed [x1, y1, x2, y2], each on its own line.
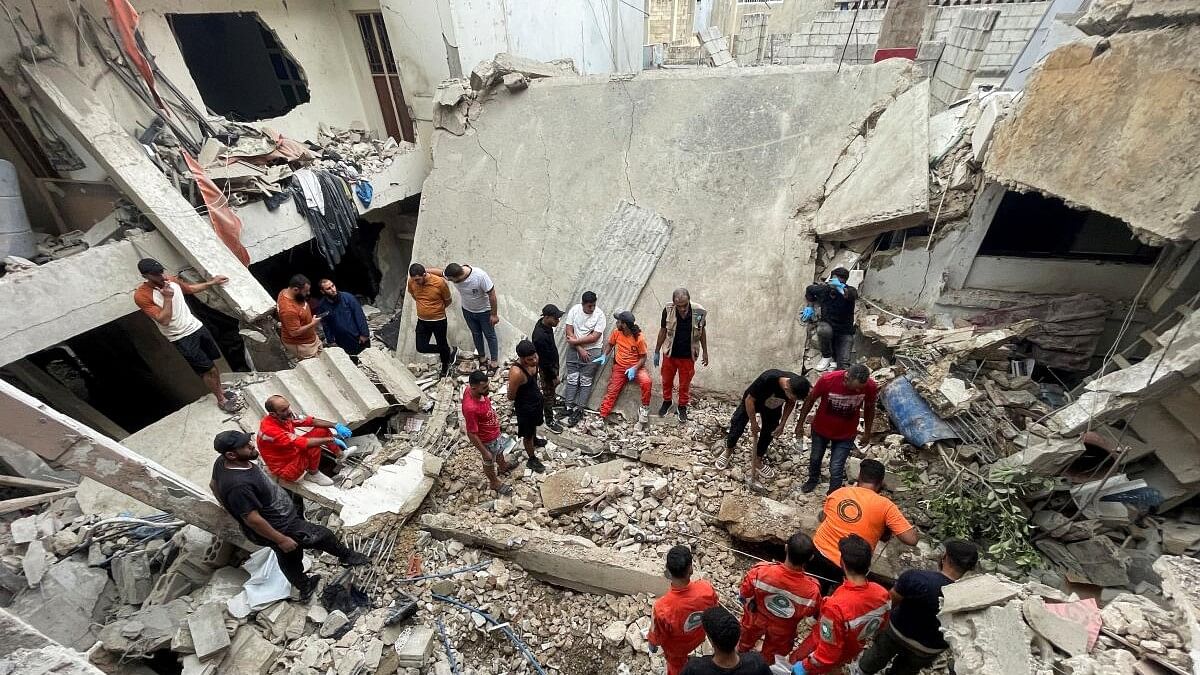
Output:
[256, 395, 352, 486]
[461, 370, 513, 495]
[649, 545, 719, 675]
[795, 365, 877, 495]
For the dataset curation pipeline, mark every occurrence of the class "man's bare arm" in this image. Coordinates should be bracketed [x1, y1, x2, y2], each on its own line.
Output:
[506, 366, 526, 400]
[795, 390, 819, 436]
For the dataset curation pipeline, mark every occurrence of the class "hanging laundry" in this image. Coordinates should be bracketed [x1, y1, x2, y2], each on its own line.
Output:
[292, 168, 325, 215]
[289, 170, 358, 268]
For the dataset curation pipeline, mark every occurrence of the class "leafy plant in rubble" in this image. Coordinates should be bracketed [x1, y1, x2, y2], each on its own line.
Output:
[920, 452, 1053, 571]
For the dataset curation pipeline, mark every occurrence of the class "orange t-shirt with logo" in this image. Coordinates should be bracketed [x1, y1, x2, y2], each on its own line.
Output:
[608, 329, 648, 369]
[813, 486, 913, 564]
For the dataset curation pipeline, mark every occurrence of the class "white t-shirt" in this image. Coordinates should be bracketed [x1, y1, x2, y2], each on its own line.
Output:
[565, 303, 606, 349]
[453, 267, 494, 314]
[147, 281, 204, 341]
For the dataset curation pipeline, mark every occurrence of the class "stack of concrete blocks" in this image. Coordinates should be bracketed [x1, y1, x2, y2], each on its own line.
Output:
[736, 13, 770, 66]
[696, 27, 737, 67]
[930, 8, 1001, 110]
[929, 2, 1047, 77]
[766, 9, 886, 65]
[915, 40, 947, 77]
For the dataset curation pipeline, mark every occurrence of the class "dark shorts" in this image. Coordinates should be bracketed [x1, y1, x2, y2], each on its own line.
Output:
[174, 327, 222, 374]
[515, 406, 544, 439]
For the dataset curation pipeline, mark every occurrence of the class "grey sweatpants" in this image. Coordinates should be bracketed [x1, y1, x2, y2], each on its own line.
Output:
[563, 346, 600, 409]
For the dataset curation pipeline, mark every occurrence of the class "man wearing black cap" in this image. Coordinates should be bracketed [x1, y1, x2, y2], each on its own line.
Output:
[506, 340, 548, 473]
[210, 430, 368, 600]
[531, 304, 564, 433]
[133, 258, 238, 412]
[802, 267, 858, 371]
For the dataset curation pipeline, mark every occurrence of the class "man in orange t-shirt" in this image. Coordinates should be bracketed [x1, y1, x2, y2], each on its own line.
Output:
[277, 275, 322, 360]
[595, 311, 652, 424]
[649, 545, 719, 675]
[407, 263, 458, 377]
[810, 459, 918, 594]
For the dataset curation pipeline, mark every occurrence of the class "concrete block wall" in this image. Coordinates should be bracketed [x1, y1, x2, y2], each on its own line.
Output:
[930, 8, 1000, 109]
[736, 12, 771, 66]
[930, 2, 1047, 75]
[767, 9, 886, 65]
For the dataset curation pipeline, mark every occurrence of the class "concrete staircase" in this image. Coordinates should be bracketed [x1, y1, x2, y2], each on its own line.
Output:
[241, 348, 389, 429]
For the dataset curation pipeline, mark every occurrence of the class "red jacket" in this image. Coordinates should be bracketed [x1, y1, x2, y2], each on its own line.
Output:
[791, 579, 890, 673]
[739, 562, 822, 636]
[258, 414, 316, 469]
[648, 580, 719, 657]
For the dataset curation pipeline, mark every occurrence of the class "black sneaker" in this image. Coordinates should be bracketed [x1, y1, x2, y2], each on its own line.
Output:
[658, 401, 672, 417]
[566, 410, 583, 427]
[546, 419, 564, 433]
[298, 574, 321, 603]
[534, 437, 548, 448]
[338, 550, 370, 566]
[799, 480, 818, 494]
[677, 405, 688, 422]
[526, 456, 546, 473]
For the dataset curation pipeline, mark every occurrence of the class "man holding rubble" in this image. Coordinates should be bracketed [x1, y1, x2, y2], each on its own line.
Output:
[133, 258, 239, 413]
[462, 369, 514, 495]
[316, 278, 370, 355]
[506, 339, 548, 473]
[407, 263, 458, 378]
[277, 274, 323, 361]
[595, 311, 652, 425]
[428, 263, 500, 372]
[809, 460, 918, 595]
[790, 535, 891, 674]
[256, 394, 356, 486]
[797, 364, 878, 495]
[655, 288, 709, 423]
[649, 545, 720, 675]
[562, 291, 606, 427]
[737, 532, 822, 664]
[719, 370, 811, 492]
[802, 267, 858, 371]
[210, 430, 368, 601]
[857, 539, 979, 675]
[531, 304, 565, 433]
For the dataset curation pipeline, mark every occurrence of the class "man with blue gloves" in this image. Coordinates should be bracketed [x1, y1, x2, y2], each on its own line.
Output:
[802, 267, 858, 371]
[256, 394, 359, 486]
[596, 311, 653, 425]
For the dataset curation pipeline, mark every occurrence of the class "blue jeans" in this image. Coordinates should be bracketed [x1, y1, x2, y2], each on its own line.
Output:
[462, 309, 499, 362]
[808, 432, 855, 491]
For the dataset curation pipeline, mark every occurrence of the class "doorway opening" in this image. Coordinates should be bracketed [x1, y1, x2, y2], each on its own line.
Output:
[354, 12, 416, 143]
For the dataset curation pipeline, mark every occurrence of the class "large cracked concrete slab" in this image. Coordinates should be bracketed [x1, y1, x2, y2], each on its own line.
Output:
[986, 27, 1200, 243]
[406, 63, 926, 397]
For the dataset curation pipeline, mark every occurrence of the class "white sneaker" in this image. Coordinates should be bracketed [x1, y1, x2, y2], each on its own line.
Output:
[815, 357, 832, 371]
[638, 406, 649, 424]
[303, 471, 334, 486]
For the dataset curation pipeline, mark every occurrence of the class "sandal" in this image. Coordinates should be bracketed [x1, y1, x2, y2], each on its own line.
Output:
[714, 452, 731, 470]
[757, 462, 777, 479]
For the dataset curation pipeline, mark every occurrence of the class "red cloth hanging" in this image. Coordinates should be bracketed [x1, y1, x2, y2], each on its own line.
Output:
[106, 0, 165, 110]
[182, 151, 251, 266]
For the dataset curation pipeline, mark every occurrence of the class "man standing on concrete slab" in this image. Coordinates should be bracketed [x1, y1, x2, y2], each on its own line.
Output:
[737, 532, 822, 664]
[316, 278, 370, 356]
[134, 258, 239, 413]
[407, 263, 458, 377]
[683, 606, 772, 675]
[506, 340, 548, 473]
[256, 395, 356, 486]
[719, 370, 811, 492]
[562, 291, 606, 427]
[429, 263, 499, 372]
[531, 304, 565, 433]
[789, 535, 890, 674]
[210, 430, 368, 601]
[595, 311, 652, 425]
[277, 275, 323, 361]
[803, 267, 858, 371]
[809, 460, 918, 595]
[649, 545, 720, 675]
[655, 288, 709, 423]
[797, 365, 878, 495]
[858, 540, 979, 675]
[462, 370, 514, 495]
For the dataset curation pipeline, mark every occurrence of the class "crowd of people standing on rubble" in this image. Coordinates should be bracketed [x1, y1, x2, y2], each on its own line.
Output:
[133, 253, 973, 674]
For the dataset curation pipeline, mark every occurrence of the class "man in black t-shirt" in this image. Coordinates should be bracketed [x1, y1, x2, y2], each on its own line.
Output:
[209, 430, 368, 600]
[802, 267, 858, 371]
[681, 606, 771, 675]
[531, 304, 564, 433]
[719, 369, 811, 492]
[857, 539, 979, 675]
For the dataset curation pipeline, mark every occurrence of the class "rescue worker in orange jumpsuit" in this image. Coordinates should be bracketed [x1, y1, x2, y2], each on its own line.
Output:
[648, 545, 720, 675]
[256, 394, 354, 486]
[737, 532, 822, 664]
[790, 535, 891, 674]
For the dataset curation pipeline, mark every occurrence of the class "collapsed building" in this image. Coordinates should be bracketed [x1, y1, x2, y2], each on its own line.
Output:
[1, 0, 1200, 674]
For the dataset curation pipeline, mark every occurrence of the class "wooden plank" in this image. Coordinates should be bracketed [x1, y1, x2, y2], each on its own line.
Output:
[0, 488, 76, 515]
[0, 475, 76, 491]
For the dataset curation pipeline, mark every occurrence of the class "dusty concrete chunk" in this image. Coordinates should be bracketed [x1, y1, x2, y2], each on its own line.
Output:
[942, 600, 1032, 675]
[97, 599, 191, 658]
[6, 558, 111, 650]
[319, 610, 349, 638]
[218, 626, 280, 675]
[1021, 597, 1088, 657]
[10, 515, 38, 544]
[187, 603, 230, 661]
[539, 460, 627, 515]
[469, 53, 574, 91]
[357, 347, 425, 410]
[21, 540, 48, 586]
[716, 494, 818, 545]
[421, 513, 666, 596]
[394, 625, 435, 668]
[939, 574, 1021, 615]
[110, 550, 153, 604]
[639, 447, 695, 471]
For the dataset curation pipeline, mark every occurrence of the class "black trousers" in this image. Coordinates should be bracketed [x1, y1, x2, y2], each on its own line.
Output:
[859, 625, 942, 675]
[726, 403, 783, 458]
[540, 368, 558, 421]
[271, 521, 352, 590]
[414, 318, 452, 366]
[808, 548, 845, 596]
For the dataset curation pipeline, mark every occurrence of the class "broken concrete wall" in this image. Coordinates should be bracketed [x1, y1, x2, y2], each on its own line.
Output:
[986, 25, 1200, 243]
[407, 62, 930, 397]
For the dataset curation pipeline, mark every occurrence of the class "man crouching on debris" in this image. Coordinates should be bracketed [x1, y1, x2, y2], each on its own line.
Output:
[802, 267, 858, 371]
[719, 370, 811, 492]
[649, 545, 719, 675]
[462, 369, 515, 494]
[257, 395, 356, 486]
[210, 430, 368, 601]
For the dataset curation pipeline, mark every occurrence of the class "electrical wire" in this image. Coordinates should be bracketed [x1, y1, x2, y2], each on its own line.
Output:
[432, 593, 548, 675]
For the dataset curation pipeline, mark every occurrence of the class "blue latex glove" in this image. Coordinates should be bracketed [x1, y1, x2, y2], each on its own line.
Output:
[653, 352, 661, 367]
[592, 353, 608, 365]
[792, 663, 808, 675]
[334, 423, 352, 439]
[801, 307, 815, 322]
[625, 366, 638, 381]
[828, 277, 846, 295]
[333, 438, 348, 450]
